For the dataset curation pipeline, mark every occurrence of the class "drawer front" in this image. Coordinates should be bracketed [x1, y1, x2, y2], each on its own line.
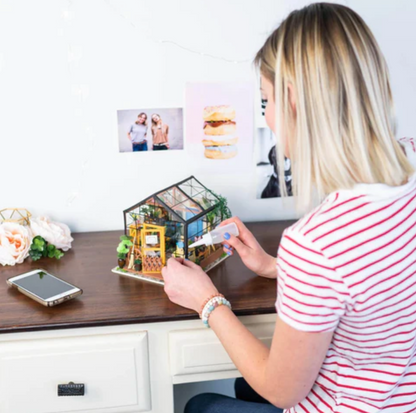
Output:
[169, 322, 275, 377]
[0, 332, 151, 413]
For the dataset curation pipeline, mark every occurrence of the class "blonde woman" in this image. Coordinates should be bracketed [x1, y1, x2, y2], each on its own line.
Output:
[162, 3, 416, 413]
[128, 112, 148, 152]
[151, 113, 170, 150]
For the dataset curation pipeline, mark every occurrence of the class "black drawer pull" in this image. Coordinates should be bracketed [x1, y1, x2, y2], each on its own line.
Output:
[57, 382, 85, 396]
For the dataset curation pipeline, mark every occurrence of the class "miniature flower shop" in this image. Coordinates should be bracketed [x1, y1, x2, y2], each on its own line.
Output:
[112, 176, 232, 284]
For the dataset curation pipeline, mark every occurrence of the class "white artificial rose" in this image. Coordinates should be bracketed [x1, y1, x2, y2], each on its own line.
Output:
[0, 223, 33, 266]
[30, 216, 73, 251]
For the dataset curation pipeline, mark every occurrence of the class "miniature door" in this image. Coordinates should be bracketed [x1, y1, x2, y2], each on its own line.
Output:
[141, 224, 166, 274]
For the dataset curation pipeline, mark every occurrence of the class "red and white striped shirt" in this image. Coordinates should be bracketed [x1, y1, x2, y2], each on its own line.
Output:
[276, 173, 416, 413]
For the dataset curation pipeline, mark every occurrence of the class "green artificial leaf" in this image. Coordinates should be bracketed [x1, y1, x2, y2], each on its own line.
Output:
[117, 244, 129, 254]
[29, 237, 65, 261]
[31, 236, 46, 252]
[54, 250, 64, 260]
[117, 239, 133, 254]
[120, 235, 132, 241]
[48, 247, 56, 258]
[29, 249, 42, 261]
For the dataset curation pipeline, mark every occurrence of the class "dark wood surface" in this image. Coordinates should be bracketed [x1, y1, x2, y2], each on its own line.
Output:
[0, 221, 294, 334]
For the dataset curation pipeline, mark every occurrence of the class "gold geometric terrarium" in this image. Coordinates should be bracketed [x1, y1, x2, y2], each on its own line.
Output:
[0, 208, 32, 226]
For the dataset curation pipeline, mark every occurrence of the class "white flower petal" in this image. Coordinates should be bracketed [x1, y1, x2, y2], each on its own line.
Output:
[30, 216, 73, 251]
[0, 223, 32, 266]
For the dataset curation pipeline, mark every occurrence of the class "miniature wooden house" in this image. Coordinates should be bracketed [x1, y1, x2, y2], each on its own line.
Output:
[115, 176, 231, 284]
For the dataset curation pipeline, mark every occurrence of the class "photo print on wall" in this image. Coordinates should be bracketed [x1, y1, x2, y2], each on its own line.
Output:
[255, 127, 292, 199]
[117, 108, 184, 153]
[185, 82, 254, 173]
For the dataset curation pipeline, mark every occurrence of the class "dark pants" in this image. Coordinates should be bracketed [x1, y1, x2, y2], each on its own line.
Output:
[153, 144, 168, 150]
[132, 141, 148, 152]
[184, 378, 284, 413]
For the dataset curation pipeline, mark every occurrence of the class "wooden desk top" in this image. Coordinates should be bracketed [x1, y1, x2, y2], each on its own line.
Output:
[0, 221, 294, 334]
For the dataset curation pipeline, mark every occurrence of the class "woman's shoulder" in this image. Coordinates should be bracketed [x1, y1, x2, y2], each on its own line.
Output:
[286, 191, 350, 246]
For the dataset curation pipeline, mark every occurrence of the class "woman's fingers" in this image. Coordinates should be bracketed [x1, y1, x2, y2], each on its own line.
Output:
[218, 217, 250, 238]
[220, 217, 261, 251]
[182, 259, 201, 269]
[218, 216, 245, 229]
[223, 244, 234, 256]
[222, 233, 249, 257]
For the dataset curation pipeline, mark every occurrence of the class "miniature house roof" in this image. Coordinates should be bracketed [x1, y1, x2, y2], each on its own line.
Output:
[124, 176, 221, 224]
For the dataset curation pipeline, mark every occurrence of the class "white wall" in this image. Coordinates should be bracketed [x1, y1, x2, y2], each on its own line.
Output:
[1, 0, 415, 233]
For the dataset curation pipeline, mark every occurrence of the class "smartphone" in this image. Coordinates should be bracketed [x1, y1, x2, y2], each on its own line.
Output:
[7, 269, 83, 307]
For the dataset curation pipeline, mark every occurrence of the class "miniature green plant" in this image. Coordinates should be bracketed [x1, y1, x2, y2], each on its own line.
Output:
[210, 192, 232, 221]
[117, 235, 133, 259]
[29, 236, 65, 261]
[201, 191, 232, 228]
[134, 258, 142, 270]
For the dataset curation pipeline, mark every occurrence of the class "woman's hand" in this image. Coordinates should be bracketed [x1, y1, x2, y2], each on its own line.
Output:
[219, 217, 277, 279]
[162, 258, 219, 312]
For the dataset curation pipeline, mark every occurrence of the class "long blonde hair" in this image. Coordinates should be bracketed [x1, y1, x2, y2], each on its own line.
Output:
[255, 2, 413, 210]
[151, 114, 162, 127]
[136, 112, 148, 126]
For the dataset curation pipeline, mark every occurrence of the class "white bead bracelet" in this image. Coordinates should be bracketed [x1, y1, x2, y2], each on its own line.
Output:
[201, 295, 231, 328]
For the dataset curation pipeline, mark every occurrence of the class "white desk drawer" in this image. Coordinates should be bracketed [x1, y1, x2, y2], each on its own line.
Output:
[0, 331, 151, 413]
[169, 322, 274, 377]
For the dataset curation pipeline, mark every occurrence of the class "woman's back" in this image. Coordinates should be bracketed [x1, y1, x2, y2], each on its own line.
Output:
[277, 174, 416, 412]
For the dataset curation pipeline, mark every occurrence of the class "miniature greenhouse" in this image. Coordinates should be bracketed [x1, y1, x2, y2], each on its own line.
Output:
[113, 176, 232, 284]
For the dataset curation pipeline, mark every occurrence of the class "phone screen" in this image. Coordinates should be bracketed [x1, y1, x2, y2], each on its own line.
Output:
[12, 271, 76, 300]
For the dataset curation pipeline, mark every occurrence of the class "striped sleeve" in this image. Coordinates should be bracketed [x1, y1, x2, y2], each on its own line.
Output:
[276, 231, 349, 332]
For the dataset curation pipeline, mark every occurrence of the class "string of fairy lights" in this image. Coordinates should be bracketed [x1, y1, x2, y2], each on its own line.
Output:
[63, 0, 252, 207]
[103, 0, 252, 65]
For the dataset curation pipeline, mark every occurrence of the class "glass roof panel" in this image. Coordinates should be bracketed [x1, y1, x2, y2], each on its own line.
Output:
[178, 178, 219, 211]
[156, 186, 204, 222]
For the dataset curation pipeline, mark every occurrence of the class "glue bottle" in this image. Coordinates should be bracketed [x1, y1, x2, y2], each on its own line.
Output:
[189, 223, 239, 248]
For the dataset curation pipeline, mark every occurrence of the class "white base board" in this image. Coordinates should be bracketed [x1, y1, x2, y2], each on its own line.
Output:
[111, 267, 165, 285]
[111, 253, 229, 286]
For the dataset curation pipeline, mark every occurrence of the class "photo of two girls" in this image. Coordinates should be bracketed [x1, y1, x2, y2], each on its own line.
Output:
[117, 108, 184, 153]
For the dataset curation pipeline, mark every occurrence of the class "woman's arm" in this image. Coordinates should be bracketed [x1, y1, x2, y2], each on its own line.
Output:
[162, 258, 333, 409]
[165, 125, 170, 148]
[128, 125, 134, 141]
[208, 306, 333, 409]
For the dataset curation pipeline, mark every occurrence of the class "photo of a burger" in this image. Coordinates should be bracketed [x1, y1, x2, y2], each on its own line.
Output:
[202, 105, 239, 159]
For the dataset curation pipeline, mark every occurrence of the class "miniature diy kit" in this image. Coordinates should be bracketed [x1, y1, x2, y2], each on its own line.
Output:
[112, 176, 232, 285]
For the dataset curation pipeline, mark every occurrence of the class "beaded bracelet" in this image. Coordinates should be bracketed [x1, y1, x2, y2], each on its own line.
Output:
[199, 293, 224, 318]
[200, 295, 232, 328]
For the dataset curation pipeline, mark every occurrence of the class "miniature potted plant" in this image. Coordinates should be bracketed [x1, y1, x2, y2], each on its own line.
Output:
[134, 258, 142, 272]
[117, 235, 133, 268]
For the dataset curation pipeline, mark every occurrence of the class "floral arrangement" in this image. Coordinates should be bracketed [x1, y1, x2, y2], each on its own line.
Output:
[0, 215, 73, 266]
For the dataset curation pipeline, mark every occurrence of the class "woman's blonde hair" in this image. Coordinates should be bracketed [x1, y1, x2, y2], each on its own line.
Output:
[255, 2, 413, 210]
[137, 112, 148, 126]
[151, 114, 161, 127]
